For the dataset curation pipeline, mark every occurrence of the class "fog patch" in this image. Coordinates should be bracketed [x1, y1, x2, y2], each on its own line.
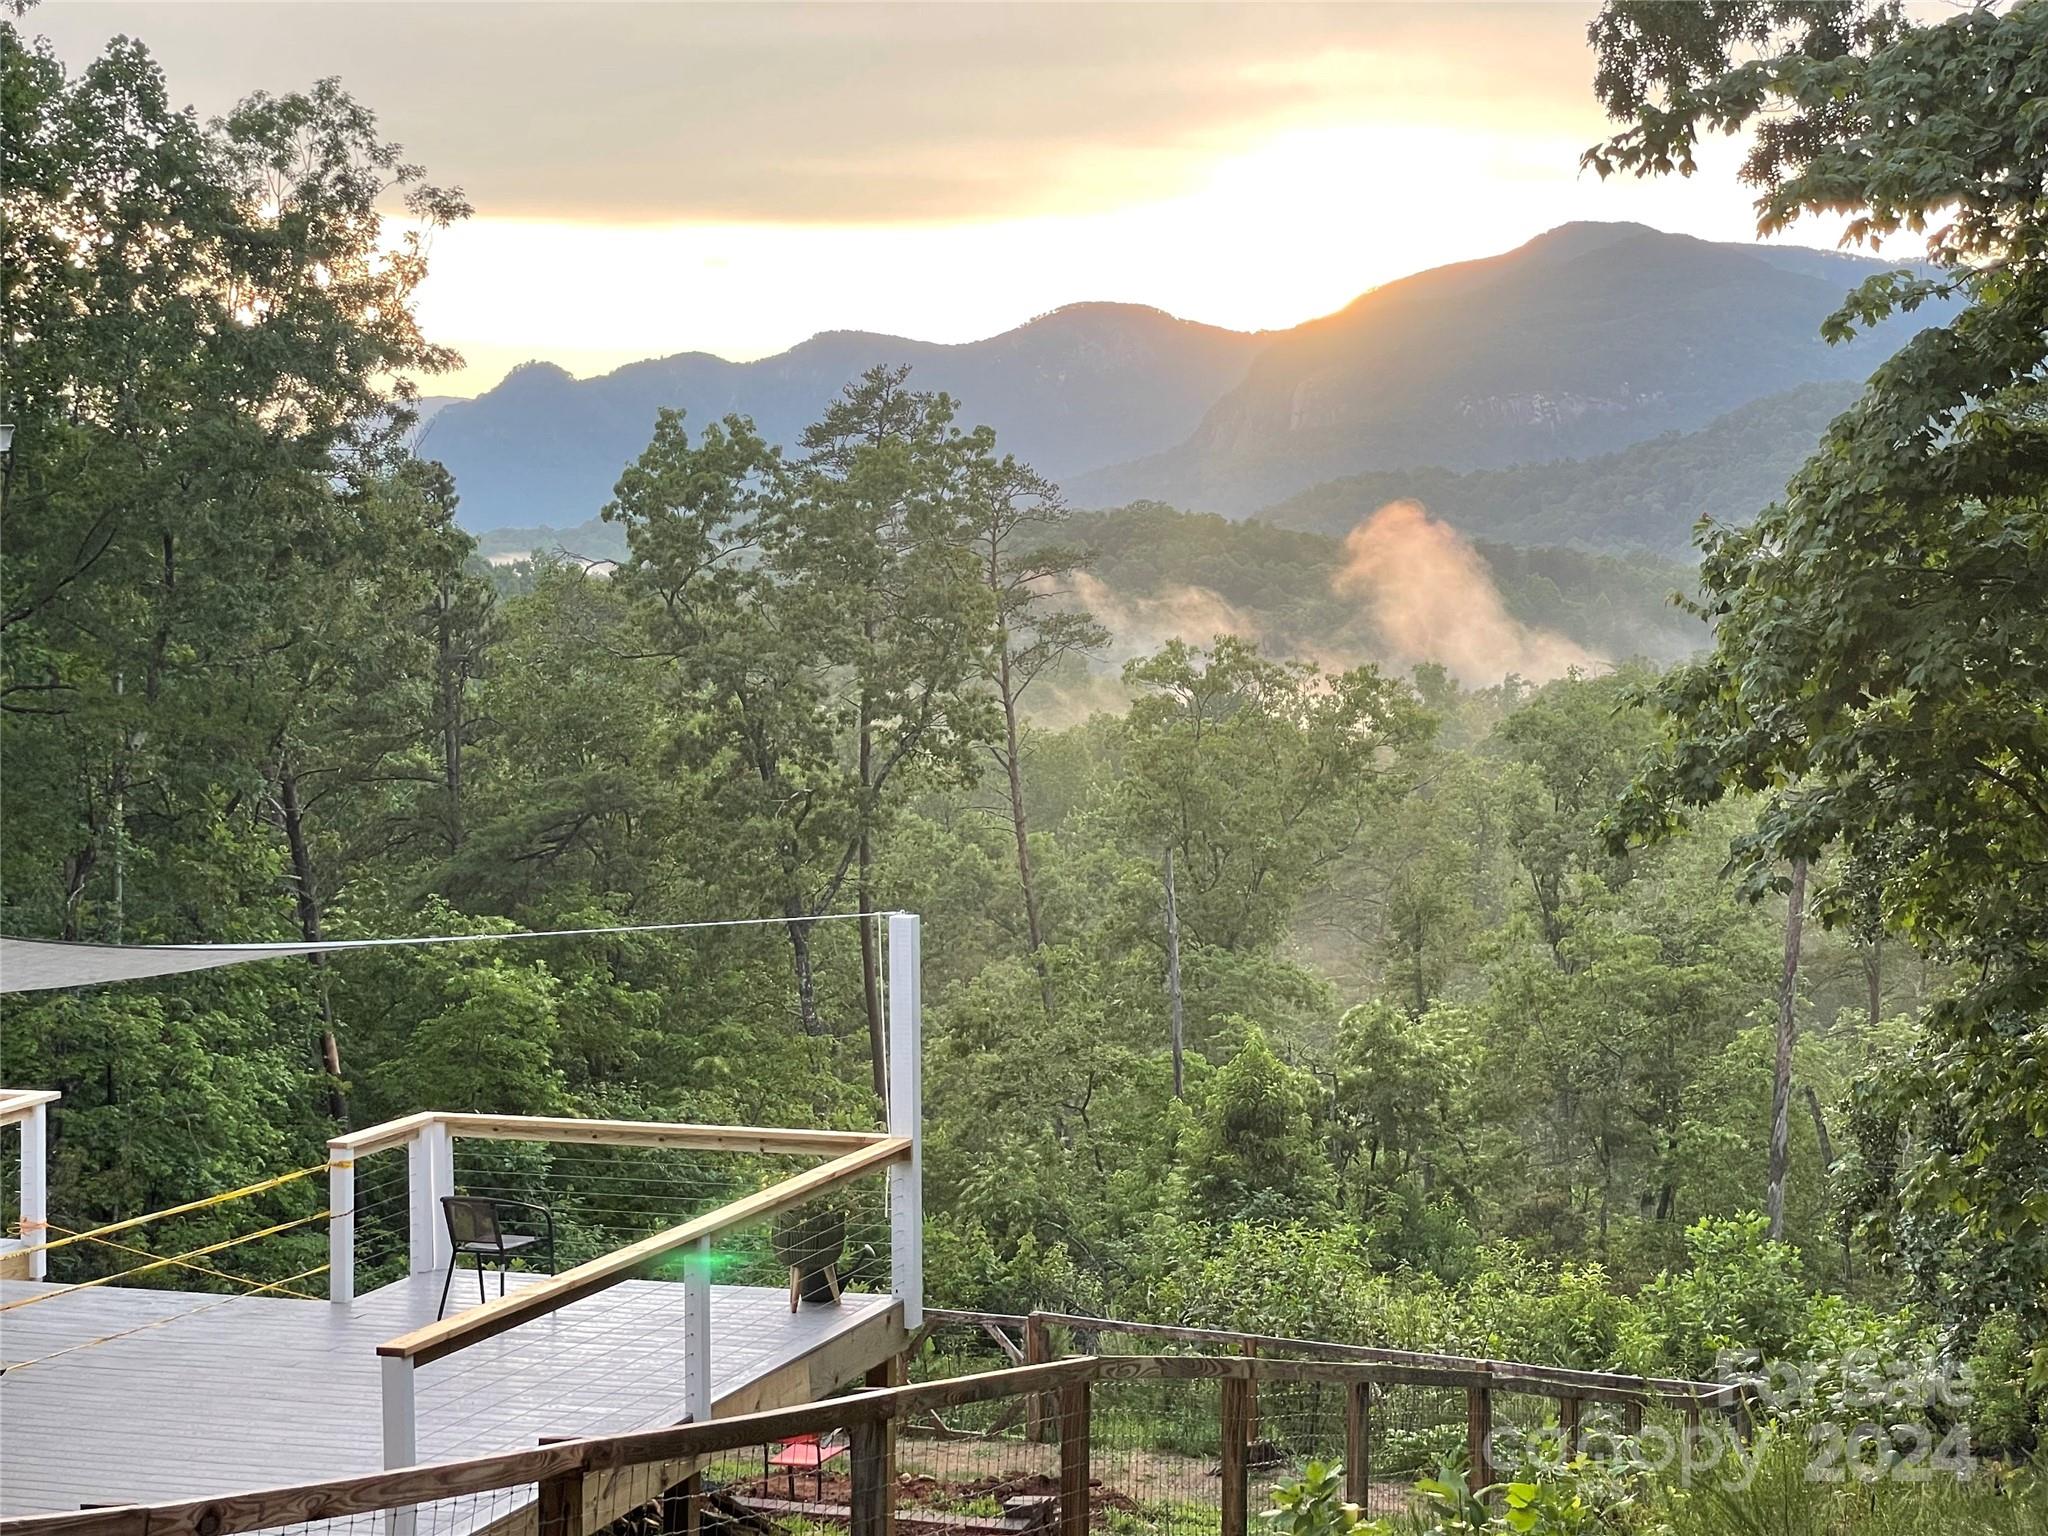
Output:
[1333, 501, 1602, 685]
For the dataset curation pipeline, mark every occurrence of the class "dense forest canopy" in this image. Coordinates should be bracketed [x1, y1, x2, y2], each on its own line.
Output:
[1, 6, 2044, 1522]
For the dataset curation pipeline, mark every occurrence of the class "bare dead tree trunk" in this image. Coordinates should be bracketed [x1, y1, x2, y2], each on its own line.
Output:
[785, 908, 825, 1039]
[437, 576, 464, 855]
[857, 690, 886, 1102]
[998, 636, 1056, 1022]
[1802, 1084, 1834, 1174]
[1803, 1083, 1853, 1286]
[1767, 856, 1808, 1241]
[858, 900, 886, 1100]
[277, 757, 348, 1127]
[1163, 846, 1186, 1100]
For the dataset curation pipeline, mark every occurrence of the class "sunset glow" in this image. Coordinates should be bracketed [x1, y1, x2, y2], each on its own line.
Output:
[40, 3, 1891, 394]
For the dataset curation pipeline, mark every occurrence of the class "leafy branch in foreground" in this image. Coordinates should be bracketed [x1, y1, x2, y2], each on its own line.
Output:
[1588, 0, 2048, 1362]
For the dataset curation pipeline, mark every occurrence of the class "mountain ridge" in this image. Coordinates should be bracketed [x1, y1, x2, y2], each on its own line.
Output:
[423, 223, 1947, 534]
[1066, 225, 1947, 512]
[423, 303, 1263, 529]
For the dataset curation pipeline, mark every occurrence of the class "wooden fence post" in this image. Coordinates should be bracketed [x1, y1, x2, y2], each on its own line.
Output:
[1622, 1400, 1644, 1440]
[1025, 1313, 1052, 1442]
[663, 1474, 702, 1536]
[1221, 1375, 1251, 1536]
[1344, 1380, 1371, 1510]
[1058, 1380, 1091, 1536]
[1242, 1341, 1260, 1447]
[850, 1414, 896, 1536]
[537, 1467, 585, 1536]
[1558, 1397, 1582, 1459]
[1465, 1368, 1493, 1496]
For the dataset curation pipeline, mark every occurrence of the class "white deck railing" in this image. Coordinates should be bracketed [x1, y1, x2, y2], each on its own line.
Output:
[329, 910, 924, 1469]
[0, 1088, 55, 1282]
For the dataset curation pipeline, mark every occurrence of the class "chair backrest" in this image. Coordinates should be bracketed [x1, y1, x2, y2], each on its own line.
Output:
[442, 1195, 504, 1248]
[771, 1204, 846, 1269]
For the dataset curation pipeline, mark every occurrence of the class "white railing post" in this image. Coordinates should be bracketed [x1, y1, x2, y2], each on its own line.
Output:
[886, 912, 923, 1330]
[381, 1354, 418, 1465]
[21, 1100, 48, 1282]
[328, 1150, 355, 1305]
[407, 1126, 432, 1274]
[22, 1105, 47, 1286]
[407, 1117, 454, 1276]
[381, 1354, 420, 1535]
[683, 1234, 713, 1421]
[429, 1120, 454, 1271]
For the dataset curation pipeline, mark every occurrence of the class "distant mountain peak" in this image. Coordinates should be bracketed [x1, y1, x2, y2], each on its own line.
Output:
[1521, 220, 1664, 254]
[497, 359, 575, 387]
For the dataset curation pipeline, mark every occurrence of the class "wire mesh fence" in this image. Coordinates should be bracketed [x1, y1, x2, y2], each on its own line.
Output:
[0, 1351, 1745, 1536]
[1365, 1381, 1466, 1485]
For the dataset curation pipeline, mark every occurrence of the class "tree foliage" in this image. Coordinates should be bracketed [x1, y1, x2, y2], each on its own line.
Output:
[1588, 0, 2048, 1353]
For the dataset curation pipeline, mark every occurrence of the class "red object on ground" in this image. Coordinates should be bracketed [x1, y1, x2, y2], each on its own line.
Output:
[767, 1433, 847, 1496]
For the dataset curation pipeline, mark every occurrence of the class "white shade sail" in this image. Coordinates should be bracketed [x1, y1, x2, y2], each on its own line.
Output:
[0, 913, 875, 995]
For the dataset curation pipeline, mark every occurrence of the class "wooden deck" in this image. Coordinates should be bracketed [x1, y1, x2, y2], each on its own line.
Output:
[0, 1272, 904, 1518]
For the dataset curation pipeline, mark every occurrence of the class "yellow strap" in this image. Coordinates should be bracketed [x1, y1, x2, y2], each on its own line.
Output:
[0, 1264, 331, 1374]
[35, 1221, 323, 1302]
[0, 1212, 330, 1313]
[6, 1161, 332, 1261]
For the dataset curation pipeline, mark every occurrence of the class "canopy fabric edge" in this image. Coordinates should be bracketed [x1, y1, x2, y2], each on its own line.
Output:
[0, 911, 890, 995]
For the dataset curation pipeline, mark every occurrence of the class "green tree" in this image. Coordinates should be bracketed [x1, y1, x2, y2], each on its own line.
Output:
[1590, 0, 2048, 1348]
[1118, 638, 1428, 953]
[1494, 669, 1653, 966]
[0, 30, 467, 1143]
[1330, 1001, 1454, 1195]
[791, 367, 998, 1091]
[604, 410, 848, 1037]
[1187, 1027, 1336, 1224]
[607, 382, 998, 1073]
[961, 452, 1107, 1020]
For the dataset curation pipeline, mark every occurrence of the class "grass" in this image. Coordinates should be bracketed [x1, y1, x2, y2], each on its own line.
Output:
[1648, 1432, 2048, 1536]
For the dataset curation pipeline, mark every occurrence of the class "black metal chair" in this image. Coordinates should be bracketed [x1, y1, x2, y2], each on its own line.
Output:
[437, 1195, 556, 1319]
[771, 1204, 847, 1312]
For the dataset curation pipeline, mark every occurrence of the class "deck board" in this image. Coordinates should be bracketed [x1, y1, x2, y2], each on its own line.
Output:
[0, 1273, 898, 1517]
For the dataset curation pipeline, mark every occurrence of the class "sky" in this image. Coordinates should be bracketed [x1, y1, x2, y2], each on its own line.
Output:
[30, 2, 1870, 397]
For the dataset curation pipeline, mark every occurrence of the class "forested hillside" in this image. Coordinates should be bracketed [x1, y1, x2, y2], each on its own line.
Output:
[477, 502, 1707, 689]
[3, 13, 2044, 1524]
[1260, 381, 1862, 554]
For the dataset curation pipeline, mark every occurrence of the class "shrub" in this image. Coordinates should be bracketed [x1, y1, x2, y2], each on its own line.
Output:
[1965, 1311, 2043, 1459]
[1635, 1215, 1812, 1379]
[1262, 1462, 1371, 1536]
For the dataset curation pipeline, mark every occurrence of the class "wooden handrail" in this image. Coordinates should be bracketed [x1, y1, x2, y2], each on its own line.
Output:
[328, 1110, 886, 1160]
[0, 1088, 60, 1125]
[378, 1135, 912, 1366]
[0, 1352, 1742, 1536]
[436, 1113, 887, 1156]
[327, 1111, 440, 1157]
[926, 1306, 1029, 1329]
[1022, 1310, 1734, 1407]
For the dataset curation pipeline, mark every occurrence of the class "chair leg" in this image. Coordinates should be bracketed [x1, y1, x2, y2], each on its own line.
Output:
[498, 1259, 507, 1299]
[477, 1258, 487, 1308]
[437, 1255, 457, 1320]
